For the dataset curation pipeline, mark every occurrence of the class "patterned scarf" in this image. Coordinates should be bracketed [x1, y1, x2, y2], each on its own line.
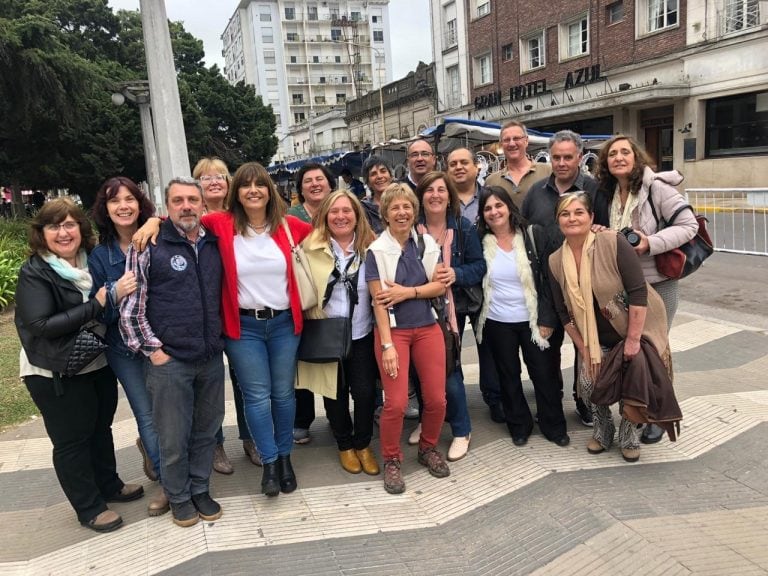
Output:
[609, 183, 639, 231]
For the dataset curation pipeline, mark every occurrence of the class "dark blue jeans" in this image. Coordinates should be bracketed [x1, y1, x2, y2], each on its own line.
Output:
[106, 348, 161, 477]
[146, 354, 225, 504]
[225, 311, 300, 464]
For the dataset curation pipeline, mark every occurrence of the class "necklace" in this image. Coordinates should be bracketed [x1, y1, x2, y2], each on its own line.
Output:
[248, 222, 269, 234]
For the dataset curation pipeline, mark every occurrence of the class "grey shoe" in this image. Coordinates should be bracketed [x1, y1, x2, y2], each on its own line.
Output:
[404, 394, 419, 420]
[293, 428, 311, 444]
[213, 444, 234, 474]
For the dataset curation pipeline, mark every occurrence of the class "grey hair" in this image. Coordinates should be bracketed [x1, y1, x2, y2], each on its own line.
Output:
[164, 177, 204, 202]
[548, 130, 584, 154]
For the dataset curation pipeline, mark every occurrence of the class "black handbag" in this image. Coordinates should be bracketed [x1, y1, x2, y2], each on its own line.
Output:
[64, 321, 108, 376]
[649, 190, 714, 279]
[297, 254, 359, 364]
[453, 224, 483, 316]
[297, 317, 352, 363]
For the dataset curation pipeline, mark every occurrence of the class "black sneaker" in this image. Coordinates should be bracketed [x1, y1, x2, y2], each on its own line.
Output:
[575, 398, 594, 427]
[489, 403, 505, 424]
[170, 500, 199, 528]
[641, 423, 665, 444]
[191, 492, 222, 521]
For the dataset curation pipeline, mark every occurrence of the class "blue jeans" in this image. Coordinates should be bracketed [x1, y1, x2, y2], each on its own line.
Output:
[445, 368, 472, 437]
[106, 348, 161, 477]
[146, 354, 225, 504]
[225, 311, 300, 464]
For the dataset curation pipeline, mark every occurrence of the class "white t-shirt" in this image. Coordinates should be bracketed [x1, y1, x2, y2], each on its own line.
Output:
[487, 247, 529, 323]
[234, 229, 290, 311]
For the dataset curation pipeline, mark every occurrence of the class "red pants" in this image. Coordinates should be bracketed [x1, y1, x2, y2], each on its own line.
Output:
[374, 324, 446, 461]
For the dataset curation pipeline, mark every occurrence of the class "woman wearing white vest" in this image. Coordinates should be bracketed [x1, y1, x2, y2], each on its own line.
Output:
[365, 183, 449, 495]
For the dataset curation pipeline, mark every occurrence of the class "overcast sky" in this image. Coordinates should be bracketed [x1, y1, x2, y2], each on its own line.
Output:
[108, 0, 433, 78]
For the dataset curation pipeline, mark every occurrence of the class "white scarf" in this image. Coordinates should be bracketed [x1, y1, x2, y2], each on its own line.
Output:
[42, 250, 92, 302]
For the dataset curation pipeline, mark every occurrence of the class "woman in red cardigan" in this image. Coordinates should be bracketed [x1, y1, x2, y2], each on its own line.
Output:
[203, 162, 311, 497]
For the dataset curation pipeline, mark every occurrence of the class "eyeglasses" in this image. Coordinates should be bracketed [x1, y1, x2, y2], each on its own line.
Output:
[199, 174, 228, 183]
[44, 221, 79, 233]
[407, 151, 434, 159]
[501, 136, 527, 144]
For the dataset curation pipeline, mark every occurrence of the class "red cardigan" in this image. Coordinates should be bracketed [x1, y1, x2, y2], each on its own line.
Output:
[202, 212, 312, 338]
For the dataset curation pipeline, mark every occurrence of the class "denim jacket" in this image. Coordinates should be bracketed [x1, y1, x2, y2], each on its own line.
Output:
[88, 239, 137, 356]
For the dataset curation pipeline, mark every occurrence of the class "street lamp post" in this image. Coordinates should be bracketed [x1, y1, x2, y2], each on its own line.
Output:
[111, 80, 163, 210]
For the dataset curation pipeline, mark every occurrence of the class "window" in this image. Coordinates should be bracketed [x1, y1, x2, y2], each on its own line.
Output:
[445, 19, 457, 47]
[331, 29, 342, 41]
[706, 91, 768, 157]
[267, 78, 278, 86]
[473, 53, 492, 86]
[335, 55, 342, 63]
[351, 11, 362, 21]
[476, 0, 490, 17]
[260, 12, 271, 22]
[725, 0, 760, 32]
[342, 75, 348, 83]
[285, 6, 295, 20]
[290, 55, 297, 63]
[313, 55, 320, 63]
[372, 15, 379, 23]
[607, 1, 624, 24]
[262, 27, 273, 43]
[292, 93, 304, 104]
[643, 0, 678, 33]
[502, 43, 514, 61]
[315, 95, 326, 104]
[286, 32, 299, 41]
[373, 30, 384, 42]
[445, 65, 460, 108]
[561, 15, 589, 60]
[307, 6, 318, 20]
[319, 76, 326, 83]
[521, 31, 545, 71]
[264, 50, 276, 64]
[274, 113, 281, 126]
[294, 112, 306, 123]
[336, 93, 346, 103]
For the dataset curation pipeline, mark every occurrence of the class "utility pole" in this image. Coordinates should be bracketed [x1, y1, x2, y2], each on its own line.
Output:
[139, 0, 190, 186]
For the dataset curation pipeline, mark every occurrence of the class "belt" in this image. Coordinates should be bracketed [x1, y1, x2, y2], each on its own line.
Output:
[239, 307, 286, 320]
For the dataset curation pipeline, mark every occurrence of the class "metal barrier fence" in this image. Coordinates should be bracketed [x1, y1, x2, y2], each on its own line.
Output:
[686, 188, 768, 256]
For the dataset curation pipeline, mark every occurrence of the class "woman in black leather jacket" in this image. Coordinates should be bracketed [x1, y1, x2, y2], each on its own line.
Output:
[14, 198, 143, 533]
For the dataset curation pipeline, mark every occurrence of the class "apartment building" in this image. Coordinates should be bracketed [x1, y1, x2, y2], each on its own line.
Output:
[222, 0, 393, 161]
[431, 0, 767, 187]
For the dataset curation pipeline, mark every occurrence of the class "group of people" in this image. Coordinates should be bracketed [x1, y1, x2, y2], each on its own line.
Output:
[14, 121, 693, 532]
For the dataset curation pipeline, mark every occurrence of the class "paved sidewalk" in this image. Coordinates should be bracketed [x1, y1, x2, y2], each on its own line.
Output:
[2, 310, 768, 576]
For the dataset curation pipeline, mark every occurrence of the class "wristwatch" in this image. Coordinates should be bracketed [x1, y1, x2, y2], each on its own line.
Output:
[381, 343, 394, 352]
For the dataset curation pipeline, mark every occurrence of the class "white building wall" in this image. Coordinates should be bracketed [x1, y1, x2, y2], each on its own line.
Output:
[431, 0, 471, 118]
[222, 0, 392, 163]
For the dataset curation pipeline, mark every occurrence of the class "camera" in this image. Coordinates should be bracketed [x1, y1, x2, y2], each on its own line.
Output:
[620, 227, 641, 247]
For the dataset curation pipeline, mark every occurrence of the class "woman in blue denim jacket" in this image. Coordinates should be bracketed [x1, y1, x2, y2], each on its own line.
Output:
[88, 177, 169, 516]
[412, 171, 487, 461]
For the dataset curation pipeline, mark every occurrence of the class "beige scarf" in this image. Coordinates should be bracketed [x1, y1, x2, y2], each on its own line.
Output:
[562, 231, 601, 377]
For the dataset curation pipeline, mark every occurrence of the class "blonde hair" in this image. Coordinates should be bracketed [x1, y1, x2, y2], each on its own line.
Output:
[311, 190, 375, 254]
[379, 183, 419, 227]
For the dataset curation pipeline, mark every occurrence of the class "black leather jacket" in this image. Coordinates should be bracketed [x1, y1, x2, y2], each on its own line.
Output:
[14, 255, 104, 376]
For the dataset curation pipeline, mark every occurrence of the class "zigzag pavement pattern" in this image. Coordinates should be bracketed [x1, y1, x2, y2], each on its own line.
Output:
[0, 313, 766, 575]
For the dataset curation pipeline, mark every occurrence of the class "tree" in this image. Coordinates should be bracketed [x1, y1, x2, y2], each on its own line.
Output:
[0, 0, 277, 209]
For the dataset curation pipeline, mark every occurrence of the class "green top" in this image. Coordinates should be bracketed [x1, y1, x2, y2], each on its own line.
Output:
[287, 203, 311, 223]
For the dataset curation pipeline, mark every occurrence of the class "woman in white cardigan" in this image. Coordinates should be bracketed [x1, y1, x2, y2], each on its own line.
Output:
[365, 183, 449, 495]
[476, 187, 569, 448]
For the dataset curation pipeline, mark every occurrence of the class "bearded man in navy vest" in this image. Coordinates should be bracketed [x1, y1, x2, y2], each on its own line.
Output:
[120, 177, 225, 528]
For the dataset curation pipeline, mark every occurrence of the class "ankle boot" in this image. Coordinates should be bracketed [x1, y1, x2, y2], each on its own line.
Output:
[261, 462, 280, 497]
[277, 454, 297, 494]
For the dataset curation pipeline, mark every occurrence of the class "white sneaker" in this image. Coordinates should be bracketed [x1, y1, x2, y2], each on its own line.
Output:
[447, 434, 471, 461]
[408, 423, 422, 445]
